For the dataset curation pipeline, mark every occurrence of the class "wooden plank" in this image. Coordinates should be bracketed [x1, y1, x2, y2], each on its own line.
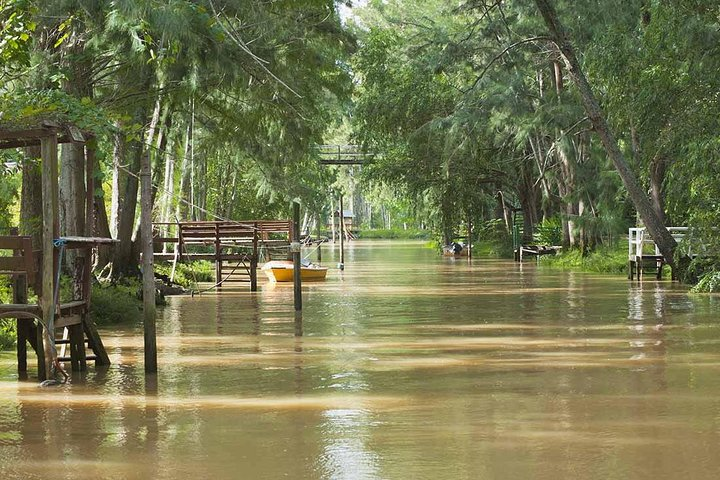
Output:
[0, 236, 25, 249]
[83, 316, 110, 366]
[55, 314, 82, 329]
[0, 305, 43, 317]
[0, 128, 56, 141]
[0, 257, 27, 272]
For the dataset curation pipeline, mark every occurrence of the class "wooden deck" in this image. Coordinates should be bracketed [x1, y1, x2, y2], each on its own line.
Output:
[152, 220, 293, 289]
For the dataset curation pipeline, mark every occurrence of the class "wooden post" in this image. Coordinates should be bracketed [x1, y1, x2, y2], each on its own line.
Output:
[467, 216, 472, 260]
[250, 222, 258, 292]
[40, 134, 58, 380]
[292, 201, 302, 311]
[10, 228, 28, 374]
[339, 194, 345, 269]
[140, 150, 157, 373]
[214, 222, 222, 288]
[317, 243, 322, 262]
[330, 197, 336, 243]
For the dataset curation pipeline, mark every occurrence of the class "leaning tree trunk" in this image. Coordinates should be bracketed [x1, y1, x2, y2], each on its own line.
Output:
[534, 0, 677, 267]
[650, 153, 667, 224]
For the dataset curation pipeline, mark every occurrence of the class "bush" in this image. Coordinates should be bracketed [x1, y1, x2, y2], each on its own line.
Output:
[691, 271, 720, 293]
[534, 217, 562, 246]
[154, 260, 214, 288]
[540, 244, 628, 275]
[90, 279, 143, 326]
[0, 277, 14, 349]
[474, 219, 513, 258]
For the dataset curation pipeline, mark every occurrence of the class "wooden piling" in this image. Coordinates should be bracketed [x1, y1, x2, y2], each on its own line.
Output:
[11, 228, 28, 374]
[467, 216, 472, 260]
[250, 222, 258, 292]
[140, 150, 157, 373]
[339, 195, 345, 268]
[40, 134, 58, 380]
[214, 222, 222, 288]
[292, 202, 302, 311]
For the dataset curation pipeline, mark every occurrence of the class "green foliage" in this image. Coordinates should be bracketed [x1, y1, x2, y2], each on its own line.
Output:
[540, 245, 628, 275]
[154, 261, 213, 288]
[0, 0, 37, 74]
[0, 320, 14, 350]
[0, 89, 113, 136]
[357, 228, 431, 240]
[534, 217, 562, 246]
[691, 271, 720, 294]
[474, 219, 512, 258]
[90, 280, 142, 326]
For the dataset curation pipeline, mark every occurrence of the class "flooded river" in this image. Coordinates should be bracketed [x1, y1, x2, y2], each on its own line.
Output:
[2, 240, 720, 479]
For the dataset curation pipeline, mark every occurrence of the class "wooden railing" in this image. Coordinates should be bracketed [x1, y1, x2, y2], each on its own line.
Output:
[628, 227, 688, 261]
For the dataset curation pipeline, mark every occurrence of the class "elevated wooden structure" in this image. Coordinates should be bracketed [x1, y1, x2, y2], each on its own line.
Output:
[152, 220, 292, 290]
[317, 144, 377, 165]
[0, 120, 112, 380]
[628, 227, 687, 280]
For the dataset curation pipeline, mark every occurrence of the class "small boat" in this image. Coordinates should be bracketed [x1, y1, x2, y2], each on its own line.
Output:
[262, 260, 328, 282]
[442, 242, 468, 257]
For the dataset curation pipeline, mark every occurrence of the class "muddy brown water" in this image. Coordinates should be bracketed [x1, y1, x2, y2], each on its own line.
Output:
[1, 240, 720, 479]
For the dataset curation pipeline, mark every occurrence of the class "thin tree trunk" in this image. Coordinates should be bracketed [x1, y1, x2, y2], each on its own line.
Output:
[534, 0, 677, 266]
[110, 122, 126, 238]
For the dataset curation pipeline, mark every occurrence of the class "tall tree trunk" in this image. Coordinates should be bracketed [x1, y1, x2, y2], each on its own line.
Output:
[60, 34, 91, 287]
[176, 118, 192, 221]
[94, 189, 112, 269]
[59, 143, 86, 275]
[110, 122, 126, 238]
[534, 0, 677, 266]
[112, 140, 143, 278]
[20, 147, 43, 250]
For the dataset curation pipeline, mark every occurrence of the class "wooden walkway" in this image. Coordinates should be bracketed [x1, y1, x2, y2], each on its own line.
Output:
[628, 227, 688, 280]
[152, 220, 293, 290]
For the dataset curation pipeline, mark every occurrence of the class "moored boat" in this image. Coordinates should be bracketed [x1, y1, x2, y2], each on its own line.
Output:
[262, 260, 328, 282]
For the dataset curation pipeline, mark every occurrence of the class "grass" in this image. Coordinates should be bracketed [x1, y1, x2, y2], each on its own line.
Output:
[539, 244, 629, 275]
[356, 228, 431, 240]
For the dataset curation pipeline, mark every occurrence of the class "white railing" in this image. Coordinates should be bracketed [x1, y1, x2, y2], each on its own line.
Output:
[628, 227, 688, 260]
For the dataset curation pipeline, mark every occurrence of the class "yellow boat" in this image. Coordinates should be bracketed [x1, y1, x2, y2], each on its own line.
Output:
[262, 260, 328, 282]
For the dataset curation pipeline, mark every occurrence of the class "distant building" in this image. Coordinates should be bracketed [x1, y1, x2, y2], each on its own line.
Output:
[328, 209, 355, 232]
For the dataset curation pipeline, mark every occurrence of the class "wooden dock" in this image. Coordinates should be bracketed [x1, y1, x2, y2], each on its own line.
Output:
[628, 227, 687, 280]
[152, 220, 293, 290]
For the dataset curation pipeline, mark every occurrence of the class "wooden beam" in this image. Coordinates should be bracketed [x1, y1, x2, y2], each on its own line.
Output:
[292, 201, 302, 312]
[40, 134, 58, 380]
[140, 149, 157, 373]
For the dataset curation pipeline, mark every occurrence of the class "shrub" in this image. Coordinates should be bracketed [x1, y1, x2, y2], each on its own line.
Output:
[540, 244, 628, 275]
[154, 260, 214, 288]
[691, 271, 720, 293]
[90, 279, 143, 326]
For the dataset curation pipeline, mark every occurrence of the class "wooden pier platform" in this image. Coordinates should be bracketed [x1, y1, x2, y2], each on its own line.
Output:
[152, 220, 292, 290]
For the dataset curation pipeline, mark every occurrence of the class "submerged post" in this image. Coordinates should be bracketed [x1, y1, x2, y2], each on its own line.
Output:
[140, 150, 157, 373]
[467, 216, 472, 260]
[40, 134, 58, 380]
[292, 201, 302, 311]
[338, 194, 345, 270]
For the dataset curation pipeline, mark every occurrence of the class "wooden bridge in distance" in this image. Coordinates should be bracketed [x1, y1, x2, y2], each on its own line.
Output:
[317, 144, 377, 165]
[152, 220, 293, 290]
